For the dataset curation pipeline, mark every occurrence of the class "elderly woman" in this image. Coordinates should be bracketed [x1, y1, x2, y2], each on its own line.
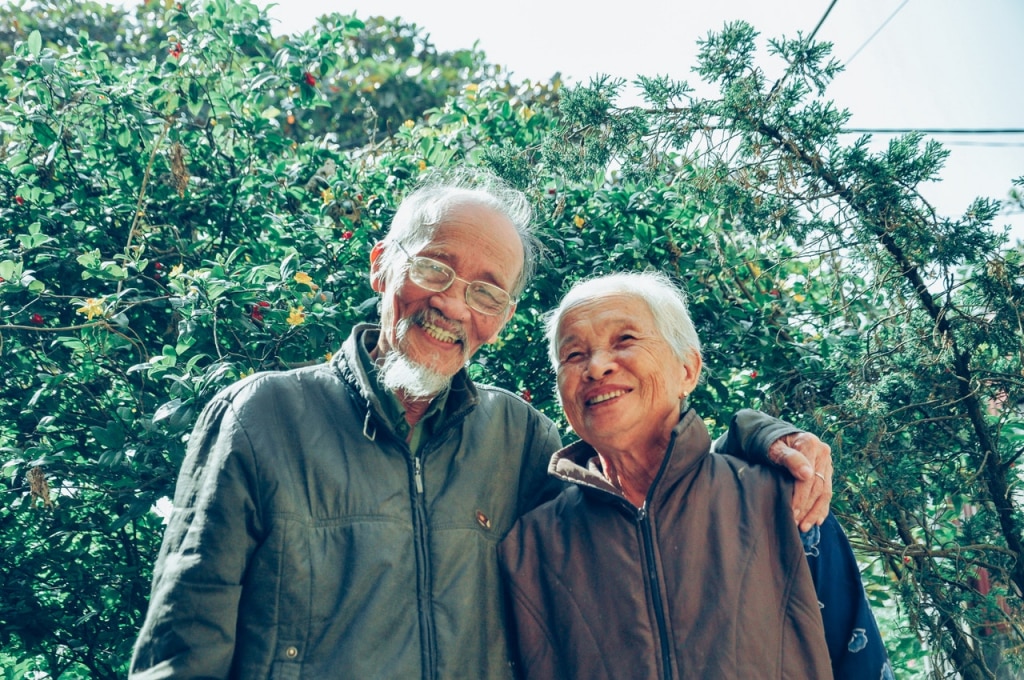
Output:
[498, 272, 891, 680]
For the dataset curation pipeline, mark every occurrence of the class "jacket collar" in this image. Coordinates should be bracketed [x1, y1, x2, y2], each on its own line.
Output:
[334, 324, 480, 441]
[549, 408, 712, 506]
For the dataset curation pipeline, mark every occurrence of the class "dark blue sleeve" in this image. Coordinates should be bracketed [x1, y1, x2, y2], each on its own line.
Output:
[801, 513, 894, 680]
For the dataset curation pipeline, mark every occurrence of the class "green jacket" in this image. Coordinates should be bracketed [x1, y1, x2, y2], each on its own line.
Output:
[130, 325, 794, 679]
[130, 324, 562, 679]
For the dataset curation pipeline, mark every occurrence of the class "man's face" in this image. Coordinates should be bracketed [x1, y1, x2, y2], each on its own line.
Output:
[371, 202, 523, 388]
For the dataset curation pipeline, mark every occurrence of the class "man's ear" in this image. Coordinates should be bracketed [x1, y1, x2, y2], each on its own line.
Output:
[484, 303, 517, 345]
[369, 241, 386, 292]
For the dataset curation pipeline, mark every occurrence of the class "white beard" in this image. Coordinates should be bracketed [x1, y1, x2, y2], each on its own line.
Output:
[377, 313, 464, 399]
[378, 349, 453, 399]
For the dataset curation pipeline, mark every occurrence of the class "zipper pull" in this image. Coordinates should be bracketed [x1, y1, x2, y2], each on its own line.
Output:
[637, 503, 647, 522]
[414, 456, 424, 494]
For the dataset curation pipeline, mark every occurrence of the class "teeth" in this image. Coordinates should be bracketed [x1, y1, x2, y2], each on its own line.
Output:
[423, 321, 460, 344]
[587, 390, 626, 405]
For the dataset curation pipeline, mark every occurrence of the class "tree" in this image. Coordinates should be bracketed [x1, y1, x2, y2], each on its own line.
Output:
[0, 1, 555, 676]
[521, 22, 1022, 678]
[3, 2, 1021, 678]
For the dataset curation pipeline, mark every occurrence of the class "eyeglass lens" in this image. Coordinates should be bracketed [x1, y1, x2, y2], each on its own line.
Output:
[406, 256, 510, 315]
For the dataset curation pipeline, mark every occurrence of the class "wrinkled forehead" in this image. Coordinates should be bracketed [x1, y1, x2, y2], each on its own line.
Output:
[556, 293, 653, 340]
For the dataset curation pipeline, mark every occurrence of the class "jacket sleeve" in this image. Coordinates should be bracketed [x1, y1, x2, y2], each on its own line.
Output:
[711, 408, 801, 466]
[516, 408, 564, 516]
[129, 394, 263, 679]
[803, 513, 894, 680]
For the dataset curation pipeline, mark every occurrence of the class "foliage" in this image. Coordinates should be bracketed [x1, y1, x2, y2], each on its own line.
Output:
[2, 2, 1022, 679]
[521, 22, 1022, 679]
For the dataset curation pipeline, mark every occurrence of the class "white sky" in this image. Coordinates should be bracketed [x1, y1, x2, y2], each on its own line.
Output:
[122, 0, 1024, 241]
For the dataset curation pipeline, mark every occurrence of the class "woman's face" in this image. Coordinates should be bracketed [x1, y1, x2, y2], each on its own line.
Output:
[554, 294, 701, 456]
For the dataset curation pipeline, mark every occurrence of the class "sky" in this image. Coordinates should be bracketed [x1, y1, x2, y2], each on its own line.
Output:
[139, 0, 1024, 241]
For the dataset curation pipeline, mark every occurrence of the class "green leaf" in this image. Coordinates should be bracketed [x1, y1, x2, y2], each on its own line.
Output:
[28, 30, 42, 57]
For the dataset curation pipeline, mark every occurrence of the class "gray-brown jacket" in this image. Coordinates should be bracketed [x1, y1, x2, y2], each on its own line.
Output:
[498, 409, 832, 679]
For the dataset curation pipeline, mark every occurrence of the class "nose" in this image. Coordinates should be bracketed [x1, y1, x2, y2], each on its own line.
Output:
[584, 349, 616, 380]
[429, 280, 472, 322]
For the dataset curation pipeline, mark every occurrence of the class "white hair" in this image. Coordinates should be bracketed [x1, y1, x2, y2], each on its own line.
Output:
[545, 271, 702, 370]
[376, 166, 537, 297]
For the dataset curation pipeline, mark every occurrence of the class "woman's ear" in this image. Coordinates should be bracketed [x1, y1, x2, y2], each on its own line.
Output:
[679, 350, 703, 399]
[369, 242, 386, 292]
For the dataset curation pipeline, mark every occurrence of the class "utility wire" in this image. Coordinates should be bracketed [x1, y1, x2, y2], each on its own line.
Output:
[807, 0, 839, 42]
[766, 0, 838, 99]
[846, 0, 911, 65]
[943, 142, 1024, 148]
[843, 128, 1024, 135]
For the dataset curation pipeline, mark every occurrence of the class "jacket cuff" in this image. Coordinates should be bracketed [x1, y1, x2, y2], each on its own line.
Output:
[713, 408, 802, 465]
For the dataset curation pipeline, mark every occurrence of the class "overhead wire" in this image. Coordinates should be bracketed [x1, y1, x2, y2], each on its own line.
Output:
[843, 128, 1024, 135]
[846, 0, 912, 65]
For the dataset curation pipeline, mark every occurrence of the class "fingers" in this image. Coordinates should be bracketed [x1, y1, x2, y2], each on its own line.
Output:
[771, 432, 834, 530]
[798, 470, 832, 532]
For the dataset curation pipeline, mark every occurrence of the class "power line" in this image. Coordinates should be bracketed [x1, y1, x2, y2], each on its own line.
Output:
[843, 128, 1024, 135]
[846, 0, 911, 65]
[808, 0, 839, 42]
[943, 142, 1024, 148]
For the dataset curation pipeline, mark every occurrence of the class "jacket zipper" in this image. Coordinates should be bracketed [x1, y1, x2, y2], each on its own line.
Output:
[410, 450, 436, 679]
[638, 504, 674, 679]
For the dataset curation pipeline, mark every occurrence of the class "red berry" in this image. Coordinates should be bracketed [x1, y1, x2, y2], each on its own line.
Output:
[30, 313, 44, 325]
[15, 196, 24, 205]
[250, 305, 264, 322]
[750, 371, 758, 379]
[154, 262, 164, 270]
[257, 300, 271, 308]
[521, 388, 532, 403]
[341, 231, 354, 240]
[304, 72, 316, 86]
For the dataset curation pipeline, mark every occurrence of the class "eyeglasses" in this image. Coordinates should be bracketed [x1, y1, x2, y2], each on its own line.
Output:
[394, 241, 514, 316]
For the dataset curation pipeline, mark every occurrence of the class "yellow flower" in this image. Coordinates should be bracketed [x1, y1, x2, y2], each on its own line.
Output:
[521, 106, 534, 121]
[793, 293, 806, 303]
[465, 83, 479, 92]
[75, 298, 105, 320]
[324, 352, 333, 362]
[286, 306, 306, 326]
[749, 262, 762, 277]
[321, 188, 335, 204]
[403, 119, 415, 129]
[418, 159, 427, 171]
[294, 272, 317, 290]
[169, 264, 184, 278]
[573, 215, 585, 229]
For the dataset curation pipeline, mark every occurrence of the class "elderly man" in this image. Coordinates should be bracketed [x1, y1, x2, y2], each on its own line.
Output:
[129, 168, 832, 679]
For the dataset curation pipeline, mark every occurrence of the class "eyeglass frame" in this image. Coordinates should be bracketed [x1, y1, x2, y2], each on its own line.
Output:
[392, 241, 516, 317]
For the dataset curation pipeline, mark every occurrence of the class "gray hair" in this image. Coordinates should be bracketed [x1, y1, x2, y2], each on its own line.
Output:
[545, 271, 703, 370]
[377, 166, 537, 297]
